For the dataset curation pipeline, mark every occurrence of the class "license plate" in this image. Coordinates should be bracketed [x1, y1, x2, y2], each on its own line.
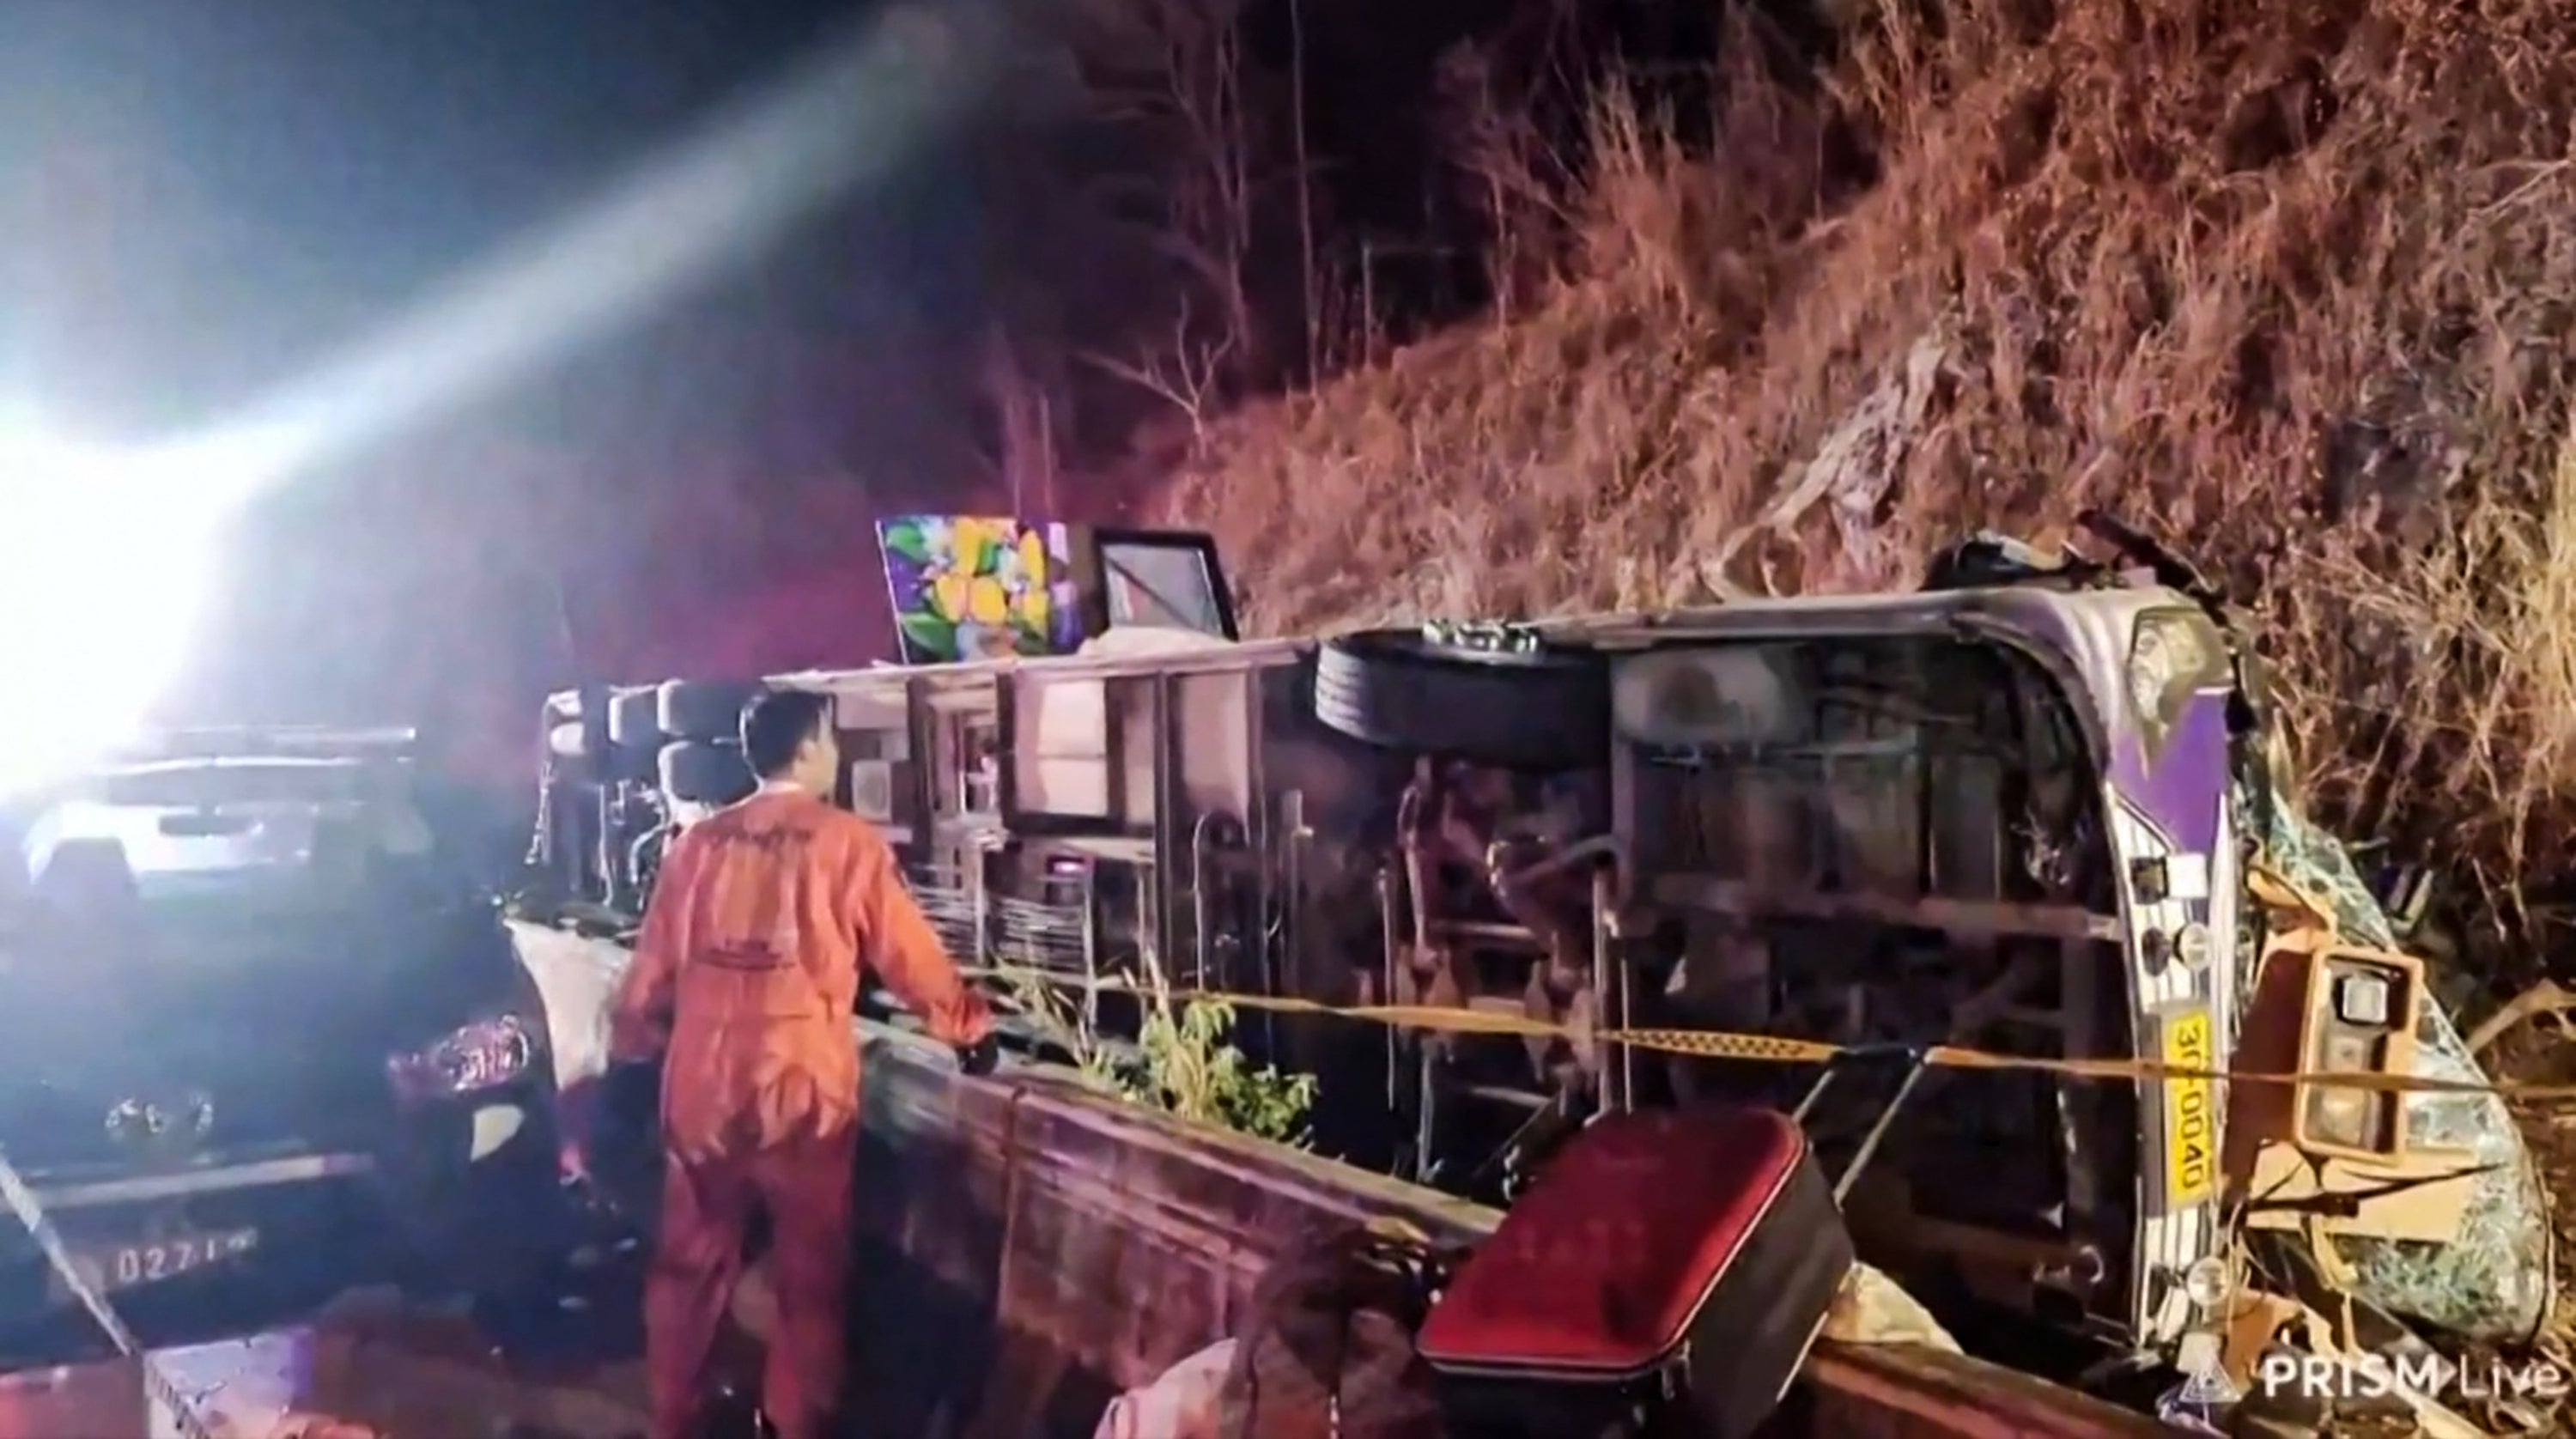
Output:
[51, 1228, 260, 1300]
[2160, 1010, 2218, 1210]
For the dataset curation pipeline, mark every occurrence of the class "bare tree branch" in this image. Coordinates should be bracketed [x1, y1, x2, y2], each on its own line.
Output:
[1077, 295, 1235, 442]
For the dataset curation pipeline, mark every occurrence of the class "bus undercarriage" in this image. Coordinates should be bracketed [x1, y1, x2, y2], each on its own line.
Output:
[518, 515, 2549, 1427]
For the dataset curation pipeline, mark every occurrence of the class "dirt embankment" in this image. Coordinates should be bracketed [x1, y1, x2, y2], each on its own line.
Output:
[1156, 0, 2576, 1349]
[1164, 0, 2576, 954]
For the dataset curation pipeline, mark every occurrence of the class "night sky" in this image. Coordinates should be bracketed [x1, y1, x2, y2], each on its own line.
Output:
[4, 0, 871, 434]
[0, 0, 1631, 784]
[2, 0, 1003, 775]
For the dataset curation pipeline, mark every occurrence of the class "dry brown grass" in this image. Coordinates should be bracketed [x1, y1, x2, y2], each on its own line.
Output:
[1161, 0, 2576, 956]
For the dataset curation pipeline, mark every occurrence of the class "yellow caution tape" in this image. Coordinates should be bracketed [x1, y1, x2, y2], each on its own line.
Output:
[958, 964, 2576, 1103]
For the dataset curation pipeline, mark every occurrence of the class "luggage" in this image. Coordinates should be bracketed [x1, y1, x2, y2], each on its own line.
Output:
[1414, 1105, 1856, 1438]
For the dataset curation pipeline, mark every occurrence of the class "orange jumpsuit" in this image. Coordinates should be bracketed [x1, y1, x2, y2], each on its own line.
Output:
[610, 784, 993, 1439]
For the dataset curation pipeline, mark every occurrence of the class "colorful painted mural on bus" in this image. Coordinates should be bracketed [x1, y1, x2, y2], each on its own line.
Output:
[877, 514, 1084, 662]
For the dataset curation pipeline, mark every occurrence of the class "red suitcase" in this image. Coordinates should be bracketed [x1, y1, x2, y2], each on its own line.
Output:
[1414, 1104, 1854, 1437]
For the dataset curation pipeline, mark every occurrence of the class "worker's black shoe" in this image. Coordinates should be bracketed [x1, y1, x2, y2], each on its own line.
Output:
[956, 1034, 1000, 1077]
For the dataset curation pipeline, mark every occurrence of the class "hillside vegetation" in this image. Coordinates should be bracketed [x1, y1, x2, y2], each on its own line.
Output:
[1162, 0, 2576, 958]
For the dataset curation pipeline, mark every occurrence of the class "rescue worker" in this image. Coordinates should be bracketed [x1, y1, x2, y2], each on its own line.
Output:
[610, 687, 998, 1439]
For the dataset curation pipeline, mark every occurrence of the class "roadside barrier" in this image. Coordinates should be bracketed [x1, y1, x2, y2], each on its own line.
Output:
[957, 963, 2576, 1103]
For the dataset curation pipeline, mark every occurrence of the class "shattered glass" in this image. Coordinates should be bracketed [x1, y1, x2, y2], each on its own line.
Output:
[2245, 787, 2553, 1340]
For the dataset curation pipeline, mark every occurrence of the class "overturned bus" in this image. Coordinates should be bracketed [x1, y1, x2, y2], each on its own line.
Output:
[518, 512, 2549, 1420]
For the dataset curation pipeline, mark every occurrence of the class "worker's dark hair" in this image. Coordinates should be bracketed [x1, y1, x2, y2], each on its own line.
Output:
[739, 688, 831, 779]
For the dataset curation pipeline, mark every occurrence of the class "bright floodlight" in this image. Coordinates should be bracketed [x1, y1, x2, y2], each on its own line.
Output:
[0, 427, 226, 796]
[0, 3, 999, 798]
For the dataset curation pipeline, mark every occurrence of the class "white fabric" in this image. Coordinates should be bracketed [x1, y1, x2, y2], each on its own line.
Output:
[1824, 1264, 1960, 1351]
[1092, 1339, 1236, 1439]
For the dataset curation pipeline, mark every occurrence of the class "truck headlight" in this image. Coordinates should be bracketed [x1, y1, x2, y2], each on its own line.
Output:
[389, 1016, 538, 1102]
[2293, 953, 2415, 1157]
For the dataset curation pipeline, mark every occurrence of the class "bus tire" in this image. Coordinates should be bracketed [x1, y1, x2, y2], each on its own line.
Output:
[546, 721, 588, 761]
[607, 689, 665, 750]
[659, 741, 756, 808]
[1313, 628, 1607, 771]
[549, 717, 655, 786]
[658, 679, 766, 744]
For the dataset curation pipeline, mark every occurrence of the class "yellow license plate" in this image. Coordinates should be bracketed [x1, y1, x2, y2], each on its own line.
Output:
[2162, 1011, 2218, 1208]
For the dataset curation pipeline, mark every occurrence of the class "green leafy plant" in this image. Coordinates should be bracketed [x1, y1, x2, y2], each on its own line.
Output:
[999, 966, 1127, 1091]
[999, 952, 1317, 1146]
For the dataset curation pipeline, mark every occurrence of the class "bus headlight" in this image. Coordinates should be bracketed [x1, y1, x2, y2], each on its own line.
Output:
[2293, 953, 2418, 1158]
